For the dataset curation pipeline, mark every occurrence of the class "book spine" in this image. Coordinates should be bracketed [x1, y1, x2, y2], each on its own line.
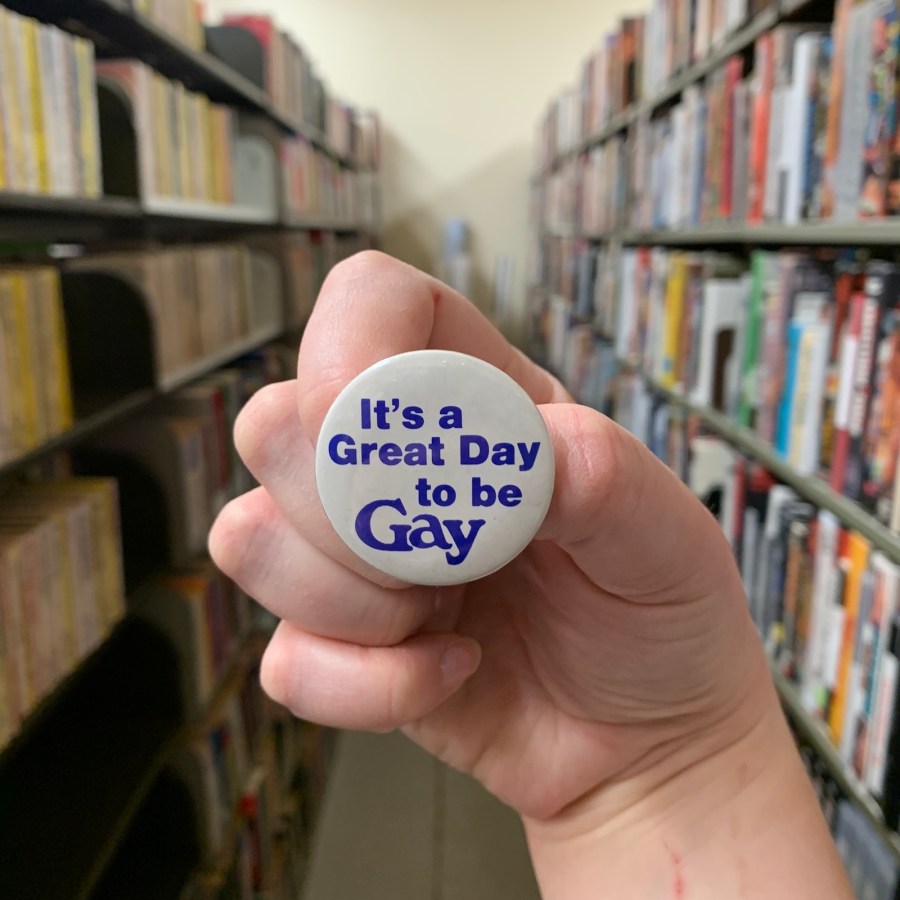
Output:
[860, 0, 900, 217]
[821, 0, 853, 217]
[844, 262, 892, 499]
[829, 532, 872, 743]
[74, 37, 102, 198]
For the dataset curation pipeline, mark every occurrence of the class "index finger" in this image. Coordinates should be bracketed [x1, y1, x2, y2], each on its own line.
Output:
[297, 251, 569, 440]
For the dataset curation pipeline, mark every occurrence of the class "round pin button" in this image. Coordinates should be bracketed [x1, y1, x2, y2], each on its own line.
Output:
[315, 350, 555, 586]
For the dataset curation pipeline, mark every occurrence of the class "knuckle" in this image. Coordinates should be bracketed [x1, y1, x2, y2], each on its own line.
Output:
[208, 492, 264, 583]
[233, 381, 292, 472]
[560, 406, 642, 529]
[320, 249, 398, 297]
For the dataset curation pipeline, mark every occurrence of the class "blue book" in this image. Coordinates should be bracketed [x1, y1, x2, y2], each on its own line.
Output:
[775, 320, 803, 457]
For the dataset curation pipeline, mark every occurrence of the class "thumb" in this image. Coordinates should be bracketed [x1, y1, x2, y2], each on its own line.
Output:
[260, 622, 482, 732]
[536, 403, 740, 604]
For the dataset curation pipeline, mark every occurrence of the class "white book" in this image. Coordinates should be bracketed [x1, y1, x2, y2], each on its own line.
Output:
[834, 0, 880, 221]
[781, 34, 820, 224]
[752, 484, 798, 633]
[802, 510, 840, 711]
[615, 249, 637, 359]
[47, 27, 76, 196]
[864, 555, 900, 786]
[9, 13, 38, 193]
[798, 320, 831, 475]
[742, 508, 760, 603]
[763, 84, 785, 220]
[690, 276, 744, 409]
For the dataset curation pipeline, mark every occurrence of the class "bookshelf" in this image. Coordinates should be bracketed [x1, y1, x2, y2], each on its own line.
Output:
[0, 1, 379, 897]
[9, 0, 343, 158]
[530, 0, 900, 893]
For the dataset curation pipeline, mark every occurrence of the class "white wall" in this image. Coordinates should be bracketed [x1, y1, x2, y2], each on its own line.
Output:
[208, 0, 641, 335]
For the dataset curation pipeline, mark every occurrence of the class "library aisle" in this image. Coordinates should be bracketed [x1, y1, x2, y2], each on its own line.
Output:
[302, 730, 541, 900]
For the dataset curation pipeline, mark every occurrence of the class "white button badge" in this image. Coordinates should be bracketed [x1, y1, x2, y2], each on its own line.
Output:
[315, 350, 555, 585]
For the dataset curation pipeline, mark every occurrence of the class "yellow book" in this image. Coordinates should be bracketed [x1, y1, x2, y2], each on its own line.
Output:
[828, 531, 871, 741]
[74, 37, 102, 197]
[201, 98, 216, 202]
[2, 11, 28, 191]
[152, 73, 173, 197]
[0, 11, 8, 191]
[176, 84, 191, 200]
[34, 269, 73, 435]
[4, 271, 41, 448]
[660, 253, 687, 389]
[0, 275, 25, 455]
[0, 536, 31, 717]
[22, 17, 49, 193]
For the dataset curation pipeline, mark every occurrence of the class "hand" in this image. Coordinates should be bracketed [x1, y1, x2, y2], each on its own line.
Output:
[210, 252, 851, 898]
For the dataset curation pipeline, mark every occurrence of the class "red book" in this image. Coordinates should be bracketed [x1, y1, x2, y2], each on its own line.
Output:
[831, 293, 867, 492]
[748, 33, 774, 223]
[721, 56, 745, 220]
[222, 14, 277, 96]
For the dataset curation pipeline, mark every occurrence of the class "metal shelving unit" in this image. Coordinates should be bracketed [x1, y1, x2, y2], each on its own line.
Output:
[773, 670, 900, 857]
[8, 0, 350, 165]
[0, 327, 285, 482]
[543, 220, 900, 247]
[620, 362, 900, 566]
[537, 0, 813, 174]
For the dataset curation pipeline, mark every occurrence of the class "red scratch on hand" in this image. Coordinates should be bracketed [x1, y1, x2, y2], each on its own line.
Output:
[667, 845, 685, 899]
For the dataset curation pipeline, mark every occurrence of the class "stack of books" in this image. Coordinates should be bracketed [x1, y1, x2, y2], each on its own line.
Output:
[0, 8, 102, 198]
[0, 478, 126, 748]
[69, 245, 282, 383]
[96, 60, 238, 205]
[129, 0, 204, 50]
[0, 267, 73, 464]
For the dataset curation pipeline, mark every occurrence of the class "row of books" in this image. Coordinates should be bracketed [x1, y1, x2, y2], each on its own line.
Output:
[534, 0, 774, 170]
[172, 656, 276, 886]
[128, 0, 204, 50]
[270, 230, 373, 331]
[796, 725, 900, 899]
[136, 566, 255, 723]
[0, 267, 73, 465]
[97, 59, 239, 205]
[536, 241, 900, 531]
[0, 8, 102, 198]
[88, 352, 290, 569]
[281, 137, 380, 225]
[0, 478, 126, 749]
[542, 339, 900, 835]
[539, 0, 900, 231]
[533, 310, 900, 841]
[211, 12, 376, 165]
[69, 244, 282, 383]
[629, 13, 900, 230]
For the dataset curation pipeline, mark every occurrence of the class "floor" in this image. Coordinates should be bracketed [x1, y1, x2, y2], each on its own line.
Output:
[301, 730, 542, 900]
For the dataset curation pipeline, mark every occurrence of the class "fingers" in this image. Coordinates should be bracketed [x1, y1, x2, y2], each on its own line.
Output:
[536, 403, 741, 604]
[260, 621, 482, 732]
[296, 251, 570, 441]
[209, 487, 437, 646]
[232, 378, 409, 587]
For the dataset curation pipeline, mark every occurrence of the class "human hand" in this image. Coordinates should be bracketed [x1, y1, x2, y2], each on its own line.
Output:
[210, 252, 850, 898]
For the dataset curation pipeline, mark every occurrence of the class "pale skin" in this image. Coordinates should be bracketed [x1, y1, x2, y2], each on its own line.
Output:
[209, 251, 854, 899]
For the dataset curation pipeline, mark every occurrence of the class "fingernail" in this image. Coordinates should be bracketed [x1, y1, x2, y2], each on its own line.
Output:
[441, 640, 480, 686]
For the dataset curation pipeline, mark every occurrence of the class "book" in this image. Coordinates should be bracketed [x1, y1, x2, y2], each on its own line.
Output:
[833, 0, 881, 221]
[844, 261, 897, 499]
[829, 531, 872, 743]
[860, 0, 900, 217]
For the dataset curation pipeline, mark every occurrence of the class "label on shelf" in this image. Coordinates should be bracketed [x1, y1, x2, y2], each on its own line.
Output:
[315, 350, 555, 585]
